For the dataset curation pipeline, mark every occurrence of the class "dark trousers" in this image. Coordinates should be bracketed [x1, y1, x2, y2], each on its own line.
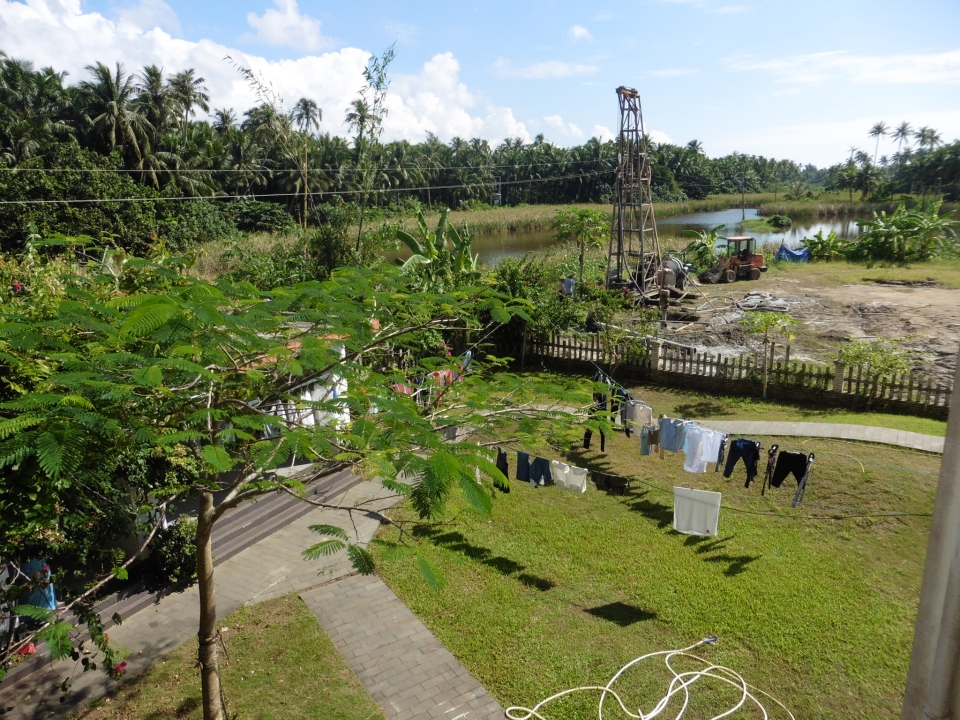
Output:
[723, 439, 760, 487]
[771, 452, 808, 488]
[583, 428, 606, 451]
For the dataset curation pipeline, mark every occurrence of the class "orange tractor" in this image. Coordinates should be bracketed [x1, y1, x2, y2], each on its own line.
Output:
[698, 236, 768, 284]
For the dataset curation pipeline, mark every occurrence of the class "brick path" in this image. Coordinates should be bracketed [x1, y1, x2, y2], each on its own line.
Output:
[695, 420, 944, 454]
[302, 575, 504, 720]
[3, 478, 398, 720]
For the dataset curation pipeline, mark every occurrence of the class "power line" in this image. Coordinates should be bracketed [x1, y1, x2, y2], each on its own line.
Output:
[0, 169, 614, 206]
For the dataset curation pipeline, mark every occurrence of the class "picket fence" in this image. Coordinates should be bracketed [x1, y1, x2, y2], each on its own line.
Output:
[526, 331, 953, 418]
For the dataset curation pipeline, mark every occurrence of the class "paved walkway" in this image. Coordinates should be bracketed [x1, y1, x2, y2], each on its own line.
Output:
[302, 575, 504, 720]
[695, 420, 944, 454]
[5, 478, 400, 720]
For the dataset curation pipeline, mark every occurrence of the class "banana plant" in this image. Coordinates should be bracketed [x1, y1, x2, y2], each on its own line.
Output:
[396, 207, 478, 286]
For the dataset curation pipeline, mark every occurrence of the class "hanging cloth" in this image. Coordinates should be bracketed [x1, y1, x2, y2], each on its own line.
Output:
[495, 449, 510, 493]
[723, 438, 762, 487]
[770, 451, 809, 488]
[550, 460, 571, 489]
[673, 487, 722, 537]
[516, 451, 530, 482]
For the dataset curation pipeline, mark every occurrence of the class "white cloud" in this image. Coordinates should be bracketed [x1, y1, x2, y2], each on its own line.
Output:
[648, 67, 698, 77]
[723, 49, 960, 85]
[569, 24, 592, 42]
[115, 0, 180, 35]
[544, 114, 583, 138]
[591, 124, 615, 142]
[648, 129, 673, 145]
[0, 1, 527, 144]
[243, 0, 329, 52]
[383, 20, 417, 44]
[494, 58, 599, 79]
[713, 5, 747, 12]
[388, 53, 529, 142]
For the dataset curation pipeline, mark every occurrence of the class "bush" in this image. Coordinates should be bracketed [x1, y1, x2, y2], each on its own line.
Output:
[225, 199, 296, 233]
[768, 214, 792, 229]
[0, 144, 160, 253]
[150, 519, 198, 586]
[156, 200, 237, 251]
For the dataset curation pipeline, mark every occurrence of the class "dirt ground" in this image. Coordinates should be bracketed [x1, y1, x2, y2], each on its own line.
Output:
[653, 262, 960, 383]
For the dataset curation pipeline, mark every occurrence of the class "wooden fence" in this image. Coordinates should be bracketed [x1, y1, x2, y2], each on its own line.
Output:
[526, 332, 953, 419]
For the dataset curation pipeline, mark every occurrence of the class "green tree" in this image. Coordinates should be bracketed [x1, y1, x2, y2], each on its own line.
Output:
[168, 69, 210, 149]
[740, 311, 799, 399]
[868, 121, 888, 164]
[551, 208, 611, 286]
[0, 244, 572, 720]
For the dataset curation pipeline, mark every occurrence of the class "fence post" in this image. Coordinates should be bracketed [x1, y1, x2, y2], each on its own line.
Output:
[650, 340, 662, 371]
[833, 362, 845, 393]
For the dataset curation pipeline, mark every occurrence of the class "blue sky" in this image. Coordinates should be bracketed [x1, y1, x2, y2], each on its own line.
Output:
[2, 0, 959, 165]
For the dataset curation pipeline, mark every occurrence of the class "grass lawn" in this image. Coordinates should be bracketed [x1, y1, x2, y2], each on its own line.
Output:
[75, 594, 384, 720]
[374, 408, 941, 719]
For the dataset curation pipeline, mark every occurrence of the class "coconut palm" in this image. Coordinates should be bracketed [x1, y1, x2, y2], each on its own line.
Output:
[893, 122, 912, 161]
[212, 108, 236, 134]
[868, 121, 888, 164]
[76, 61, 151, 161]
[135, 65, 173, 146]
[168, 68, 210, 148]
[915, 126, 943, 151]
[292, 97, 321, 135]
[345, 98, 371, 147]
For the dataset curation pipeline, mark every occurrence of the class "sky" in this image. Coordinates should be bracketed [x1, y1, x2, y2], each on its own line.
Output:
[1, 0, 959, 167]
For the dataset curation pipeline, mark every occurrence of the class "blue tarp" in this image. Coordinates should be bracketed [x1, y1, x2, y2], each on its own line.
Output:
[775, 244, 809, 263]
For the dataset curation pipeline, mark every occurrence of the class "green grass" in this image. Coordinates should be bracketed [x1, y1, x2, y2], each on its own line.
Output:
[75, 594, 384, 720]
[375, 421, 940, 719]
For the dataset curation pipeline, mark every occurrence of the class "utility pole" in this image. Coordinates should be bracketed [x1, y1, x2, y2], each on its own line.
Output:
[901, 354, 960, 720]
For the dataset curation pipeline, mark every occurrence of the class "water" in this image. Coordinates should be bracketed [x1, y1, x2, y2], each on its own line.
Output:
[391, 209, 864, 266]
[656, 208, 862, 250]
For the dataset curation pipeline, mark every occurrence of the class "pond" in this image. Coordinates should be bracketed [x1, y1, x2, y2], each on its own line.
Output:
[391, 209, 864, 266]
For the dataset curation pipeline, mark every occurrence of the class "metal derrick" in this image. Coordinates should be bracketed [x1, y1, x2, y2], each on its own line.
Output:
[606, 86, 663, 294]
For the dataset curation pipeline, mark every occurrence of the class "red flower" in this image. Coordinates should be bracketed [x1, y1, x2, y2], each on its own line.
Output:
[11, 281, 21, 293]
[112, 661, 127, 679]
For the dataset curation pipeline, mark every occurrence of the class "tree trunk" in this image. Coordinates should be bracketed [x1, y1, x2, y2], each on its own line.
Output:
[196, 491, 224, 720]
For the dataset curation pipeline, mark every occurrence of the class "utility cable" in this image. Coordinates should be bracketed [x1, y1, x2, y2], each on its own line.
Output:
[504, 638, 795, 720]
[0, 169, 613, 205]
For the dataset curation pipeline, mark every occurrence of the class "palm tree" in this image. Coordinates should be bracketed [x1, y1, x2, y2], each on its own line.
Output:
[915, 127, 943, 151]
[212, 108, 236, 134]
[344, 98, 370, 147]
[868, 121, 888, 164]
[686, 139, 704, 155]
[76, 61, 151, 161]
[292, 97, 321, 134]
[135, 65, 173, 148]
[168, 69, 210, 148]
[893, 122, 912, 162]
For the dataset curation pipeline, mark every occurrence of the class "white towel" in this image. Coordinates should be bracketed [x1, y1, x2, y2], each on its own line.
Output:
[566, 466, 588, 493]
[550, 460, 570, 489]
[673, 486, 721, 537]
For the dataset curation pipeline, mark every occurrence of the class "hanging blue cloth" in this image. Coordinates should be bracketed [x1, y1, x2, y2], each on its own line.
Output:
[775, 243, 809, 263]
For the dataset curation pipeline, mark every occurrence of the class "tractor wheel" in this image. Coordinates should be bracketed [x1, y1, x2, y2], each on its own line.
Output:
[723, 269, 737, 283]
[749, 268, 761, 281]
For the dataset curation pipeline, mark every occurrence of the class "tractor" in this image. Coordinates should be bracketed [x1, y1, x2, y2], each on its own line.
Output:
[698, 236, 768, 284]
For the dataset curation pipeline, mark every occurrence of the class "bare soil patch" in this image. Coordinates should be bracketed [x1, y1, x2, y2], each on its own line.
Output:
[663, 263, 960, 383]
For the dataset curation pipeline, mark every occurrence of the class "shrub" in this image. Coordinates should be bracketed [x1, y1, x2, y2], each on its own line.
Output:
[768, 214, 792, 229]
[225, 199, 296, 233]
[150, 519, 198, 586]
[156, 200, 237, 251]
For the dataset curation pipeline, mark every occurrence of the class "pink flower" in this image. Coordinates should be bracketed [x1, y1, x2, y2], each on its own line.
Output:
[11, 281, 21, 293]
[112, 661, 127, 679]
